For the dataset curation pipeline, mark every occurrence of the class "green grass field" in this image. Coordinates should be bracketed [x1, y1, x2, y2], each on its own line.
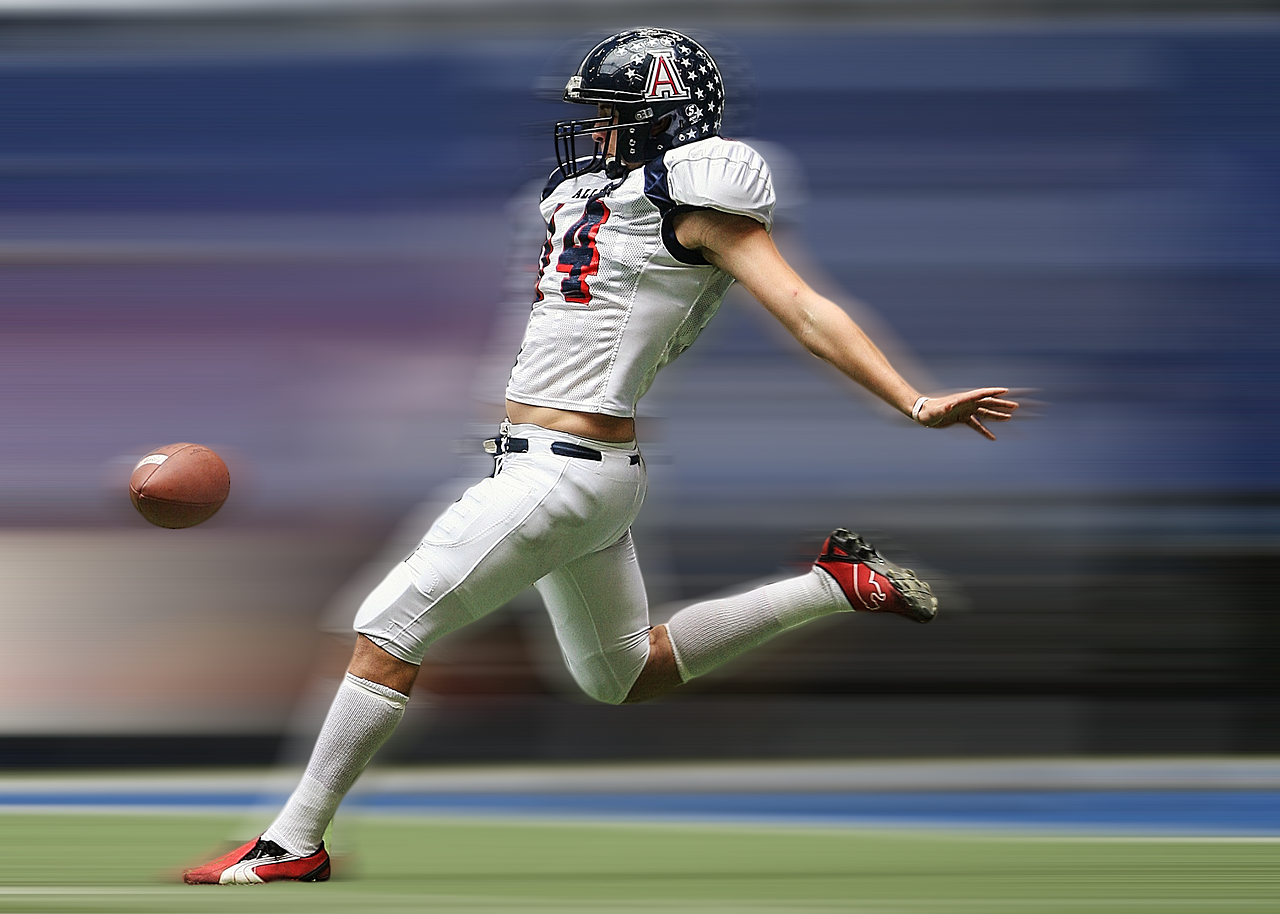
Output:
[0, 812, 1275, 913]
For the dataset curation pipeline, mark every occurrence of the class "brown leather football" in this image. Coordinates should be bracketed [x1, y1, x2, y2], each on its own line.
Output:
[129, 443, 231, 528]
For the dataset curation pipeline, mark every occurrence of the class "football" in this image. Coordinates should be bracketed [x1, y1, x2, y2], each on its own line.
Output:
[129, 443, 231, 528]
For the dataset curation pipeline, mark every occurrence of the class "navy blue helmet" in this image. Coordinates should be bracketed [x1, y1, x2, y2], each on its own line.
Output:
[555, 28, 725, 179]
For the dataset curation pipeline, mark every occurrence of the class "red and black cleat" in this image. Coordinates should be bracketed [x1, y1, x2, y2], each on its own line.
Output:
[182, 836, 330, 885]
[814, 529, 937, 623]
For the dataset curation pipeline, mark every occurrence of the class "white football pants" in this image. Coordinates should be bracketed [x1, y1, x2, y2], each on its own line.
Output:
[354, 423, 651, 705]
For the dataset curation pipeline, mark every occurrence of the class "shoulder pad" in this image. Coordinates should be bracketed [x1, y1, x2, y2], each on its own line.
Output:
[654, 139, 776, 231]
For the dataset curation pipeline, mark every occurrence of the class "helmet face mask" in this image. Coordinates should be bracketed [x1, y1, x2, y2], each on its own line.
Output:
[554, 110, 658, 180]
[555, 28, 724, 179]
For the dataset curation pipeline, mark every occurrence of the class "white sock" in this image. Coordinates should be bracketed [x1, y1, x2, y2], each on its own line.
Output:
[262, 672, 407, 856]
[665, 569, 846, 681]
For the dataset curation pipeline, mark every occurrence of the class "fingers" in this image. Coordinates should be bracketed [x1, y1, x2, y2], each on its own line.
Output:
[961, 391, 1019, 426]
[919, 387, 1021, 440]
[981, 397, 1019, 411]
[939, 390, 1017, 412]
[967, 403, 1008, 439]
[968, 415, 997, 441]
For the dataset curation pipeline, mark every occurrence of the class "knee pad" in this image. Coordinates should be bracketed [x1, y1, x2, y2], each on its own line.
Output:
[353, 562, 454, 666]
[353, 563, 425, 663]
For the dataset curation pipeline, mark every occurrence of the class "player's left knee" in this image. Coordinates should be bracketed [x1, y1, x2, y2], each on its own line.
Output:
[575, 676, 631, 706]
[564, 655, 644, 706]
[563, 627, 680, 706]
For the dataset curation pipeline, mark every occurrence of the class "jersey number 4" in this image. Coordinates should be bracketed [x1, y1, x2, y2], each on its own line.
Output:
[537, 199, 611, 306]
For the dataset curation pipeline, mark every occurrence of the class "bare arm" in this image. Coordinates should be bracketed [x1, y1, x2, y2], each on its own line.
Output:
[673, 207, 1018, 439]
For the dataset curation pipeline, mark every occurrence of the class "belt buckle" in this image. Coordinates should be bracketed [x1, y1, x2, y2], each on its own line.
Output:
[486, 418, 515, 474]
[485, 418, 514, 456]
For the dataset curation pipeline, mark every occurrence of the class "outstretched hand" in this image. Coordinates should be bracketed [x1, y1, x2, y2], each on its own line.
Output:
[915, 388, 1019, 440]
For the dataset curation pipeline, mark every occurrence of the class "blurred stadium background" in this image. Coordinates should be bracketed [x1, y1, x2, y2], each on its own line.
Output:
[1, 0, 1277, 770]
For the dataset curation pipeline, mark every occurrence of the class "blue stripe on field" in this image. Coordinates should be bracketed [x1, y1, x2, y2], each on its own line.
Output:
[1, 791, 1277, 833]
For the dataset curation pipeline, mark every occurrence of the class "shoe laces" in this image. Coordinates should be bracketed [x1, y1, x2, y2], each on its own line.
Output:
[243, 839, 291, 861]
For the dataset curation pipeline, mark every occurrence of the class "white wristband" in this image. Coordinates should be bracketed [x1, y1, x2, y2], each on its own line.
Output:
[911, 396, 929, 422]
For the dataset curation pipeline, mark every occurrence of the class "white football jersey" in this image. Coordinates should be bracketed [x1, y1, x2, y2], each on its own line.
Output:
[505, 137, 775, 418]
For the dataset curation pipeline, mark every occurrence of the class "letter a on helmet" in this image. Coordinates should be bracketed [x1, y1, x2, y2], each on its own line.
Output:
[645, 50, 690, 101]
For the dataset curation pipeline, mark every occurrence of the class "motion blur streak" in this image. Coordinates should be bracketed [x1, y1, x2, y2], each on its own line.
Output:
[1, 7, 1277, 765]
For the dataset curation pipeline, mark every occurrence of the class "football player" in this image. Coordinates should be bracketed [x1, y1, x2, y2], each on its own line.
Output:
[184, 27, 1017, 884]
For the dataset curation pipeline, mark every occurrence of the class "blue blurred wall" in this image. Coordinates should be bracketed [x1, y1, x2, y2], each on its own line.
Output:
[4, 20, 1277, 512]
